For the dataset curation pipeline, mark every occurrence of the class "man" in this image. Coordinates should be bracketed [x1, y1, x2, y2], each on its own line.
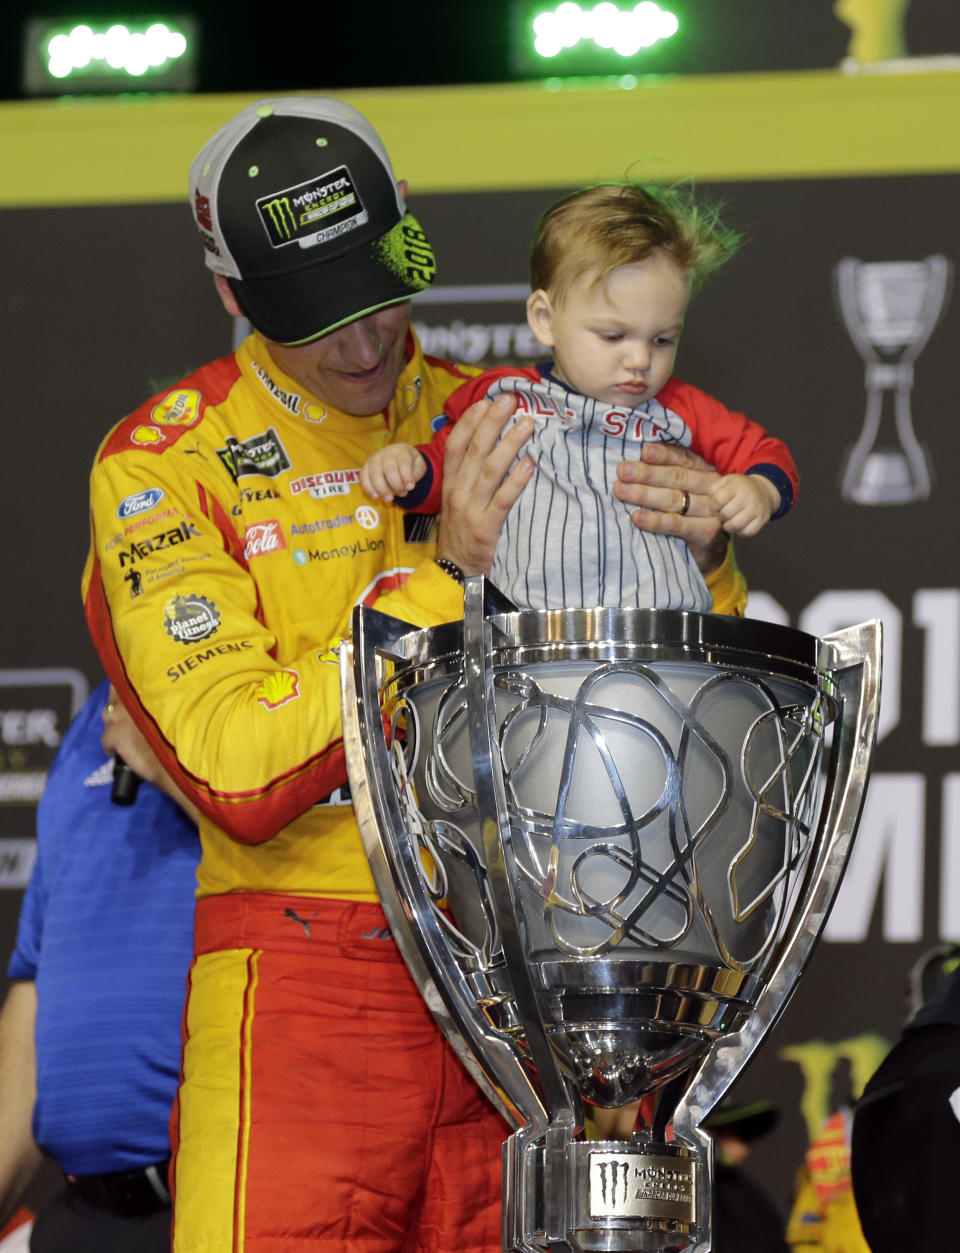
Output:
[0, 683, 200, 1253]
[849, 949, 960, 1252]
[83, 96, 744, 1253]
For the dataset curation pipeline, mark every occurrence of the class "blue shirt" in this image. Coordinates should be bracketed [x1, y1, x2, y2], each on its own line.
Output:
[7, 680, 199, 1175]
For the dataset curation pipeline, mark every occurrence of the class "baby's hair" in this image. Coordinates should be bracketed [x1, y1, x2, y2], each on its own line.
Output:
[530, 181, 743, 304]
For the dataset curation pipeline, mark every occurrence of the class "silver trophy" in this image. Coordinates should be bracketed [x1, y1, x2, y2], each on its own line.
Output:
[835, 254, 952, 505]
[340, 581, 881, 1251]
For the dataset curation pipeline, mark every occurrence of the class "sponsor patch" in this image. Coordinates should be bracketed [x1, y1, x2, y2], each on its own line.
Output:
[289, 468, 361, 499]
[250, 360, 301, 413]
[355, 505, 379, 531]
[117, 487, 165, 519]
[257, 165, 367, 250]
[255, 669, 301, 710]
[194, 188, 212, 230]
[293, 537, 383, 565]
[217, 428, 292, 481]
[244, 520, 287, 560]
[163, 594, 221, 645]
[131, 426, 165, 446]
[151, 389, 201, 426]
[117, 520, 200, 567]
[405, 374, 423, 412]
[289, 513, 353, 535]
[167, 639, 253, 683]
[123, 508, 179, 536]
[140, 553, 213, 589]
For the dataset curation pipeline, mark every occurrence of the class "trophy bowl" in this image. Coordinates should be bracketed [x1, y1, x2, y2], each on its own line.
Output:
[341, 581, 881, 1252]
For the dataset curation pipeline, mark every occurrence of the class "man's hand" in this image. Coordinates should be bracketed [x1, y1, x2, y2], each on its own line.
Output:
[613, 443, 728, 575]
[101, 689, 202, 823]
[436, 393, 534, 576]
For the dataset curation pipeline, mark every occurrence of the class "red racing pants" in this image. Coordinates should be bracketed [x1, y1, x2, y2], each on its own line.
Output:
[171, 894, 507, 1253]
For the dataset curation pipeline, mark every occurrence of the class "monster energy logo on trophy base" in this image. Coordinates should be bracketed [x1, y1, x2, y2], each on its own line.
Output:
[257, 165, 368, 249]
[589, 1150, 695, 1221]
[341, 581, 882, 1251]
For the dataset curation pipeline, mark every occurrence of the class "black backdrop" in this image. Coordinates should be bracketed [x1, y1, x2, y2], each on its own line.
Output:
[2, 168, 958, 1213]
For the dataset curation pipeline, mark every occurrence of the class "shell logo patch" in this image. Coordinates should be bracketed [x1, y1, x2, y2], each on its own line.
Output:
[131, 426, 165, 446]
[302, 402, 327, 424]
[255, 669, 301, 710]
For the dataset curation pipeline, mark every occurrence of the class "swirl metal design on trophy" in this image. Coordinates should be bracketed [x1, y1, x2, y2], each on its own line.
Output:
[835, 254, 952, 505]
[340, 583, 881, 1252]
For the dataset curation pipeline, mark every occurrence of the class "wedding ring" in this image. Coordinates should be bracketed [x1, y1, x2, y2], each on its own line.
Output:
[679, 490, 691, 516]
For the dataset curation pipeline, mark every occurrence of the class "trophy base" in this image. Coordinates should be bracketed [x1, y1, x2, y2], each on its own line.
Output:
[507, 1134, 704, 1253]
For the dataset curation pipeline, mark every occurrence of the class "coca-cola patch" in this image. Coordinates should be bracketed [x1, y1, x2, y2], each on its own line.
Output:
[244, 520, 287, 560]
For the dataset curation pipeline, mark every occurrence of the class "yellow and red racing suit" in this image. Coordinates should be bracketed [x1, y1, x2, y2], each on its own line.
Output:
[84, 330, 477, 900]
[83, 327, 745, 1253]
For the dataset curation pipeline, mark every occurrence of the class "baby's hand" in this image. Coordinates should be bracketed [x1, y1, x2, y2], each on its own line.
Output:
[709, 474, 780, 537]
[360, 443, 428, 502]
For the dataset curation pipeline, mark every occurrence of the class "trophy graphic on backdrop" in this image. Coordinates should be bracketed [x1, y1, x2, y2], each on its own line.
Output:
[835, 254, 952, 505]
[341, 583, 881, 1252]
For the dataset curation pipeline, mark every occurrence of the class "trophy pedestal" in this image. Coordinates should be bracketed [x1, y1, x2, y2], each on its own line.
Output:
[509, 1134, 702, 1253]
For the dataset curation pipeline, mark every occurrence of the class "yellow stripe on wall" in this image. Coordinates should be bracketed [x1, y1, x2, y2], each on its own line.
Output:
[2, 68, 959, 208]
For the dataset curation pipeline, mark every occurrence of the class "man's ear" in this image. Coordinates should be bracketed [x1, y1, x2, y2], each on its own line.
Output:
[213, 273, 244, 318]
[398, 178, 408, 200]
[526, 289, 556, 348]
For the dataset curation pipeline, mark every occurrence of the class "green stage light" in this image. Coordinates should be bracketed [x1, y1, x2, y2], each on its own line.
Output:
[514, 1, 680, 77]
[21, 15, 198, 95]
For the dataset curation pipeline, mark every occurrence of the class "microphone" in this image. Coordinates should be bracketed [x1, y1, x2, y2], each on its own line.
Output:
[111, 754, 141, 806]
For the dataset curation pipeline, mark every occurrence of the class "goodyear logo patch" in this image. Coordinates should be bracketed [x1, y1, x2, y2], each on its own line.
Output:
[257, 165, 368, 250]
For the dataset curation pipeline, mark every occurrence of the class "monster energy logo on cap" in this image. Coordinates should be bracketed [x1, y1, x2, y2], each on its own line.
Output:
[257, 165, 368, 250]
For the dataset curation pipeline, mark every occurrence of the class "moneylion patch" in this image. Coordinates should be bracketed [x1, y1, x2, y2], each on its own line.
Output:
[163, 594, 221, 645]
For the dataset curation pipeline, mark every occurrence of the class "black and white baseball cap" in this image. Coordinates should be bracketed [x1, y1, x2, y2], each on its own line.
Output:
[189, 97, 437, 345]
